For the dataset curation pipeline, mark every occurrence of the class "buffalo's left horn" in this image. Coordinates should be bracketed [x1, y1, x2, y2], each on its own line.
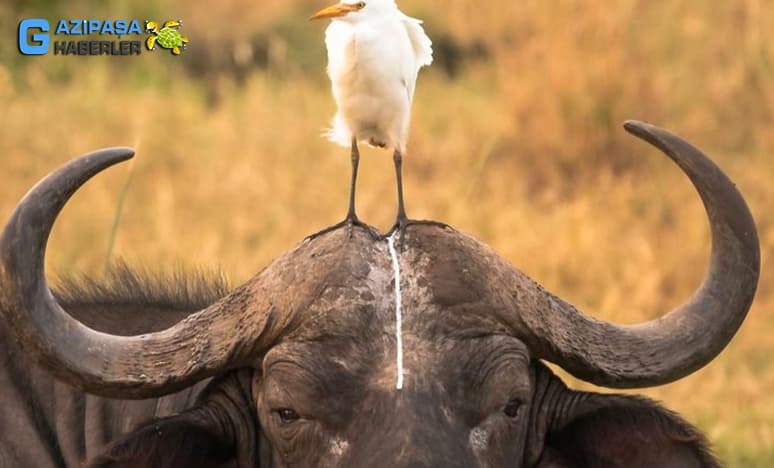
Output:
[514, 121, 759, 388]
[0, 149, 285, 398]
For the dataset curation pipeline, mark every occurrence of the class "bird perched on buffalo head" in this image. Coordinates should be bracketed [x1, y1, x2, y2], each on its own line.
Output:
[310, 0, 433, 240]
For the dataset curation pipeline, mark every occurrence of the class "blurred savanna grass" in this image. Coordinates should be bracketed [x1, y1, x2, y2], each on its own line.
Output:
[1, 0, 773, 465]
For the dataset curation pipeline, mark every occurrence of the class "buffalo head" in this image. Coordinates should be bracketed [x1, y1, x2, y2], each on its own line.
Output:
[0, 121, 759, 467]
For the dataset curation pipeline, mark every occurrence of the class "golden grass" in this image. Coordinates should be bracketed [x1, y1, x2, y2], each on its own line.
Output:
[1, 0, 774, 464]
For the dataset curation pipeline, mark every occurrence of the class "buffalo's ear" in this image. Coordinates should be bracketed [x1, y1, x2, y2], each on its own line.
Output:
[85, 414, 236, 468]
[540, 394, 720, 468]
[526, 364, 720, 468]
[85, 370, 260, 468]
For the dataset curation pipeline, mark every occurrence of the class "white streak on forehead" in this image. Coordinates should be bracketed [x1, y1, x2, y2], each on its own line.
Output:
[387, 232, 404, 390]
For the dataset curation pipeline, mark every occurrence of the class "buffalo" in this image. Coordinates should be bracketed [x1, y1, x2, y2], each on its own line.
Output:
[0, 121, 759, 467]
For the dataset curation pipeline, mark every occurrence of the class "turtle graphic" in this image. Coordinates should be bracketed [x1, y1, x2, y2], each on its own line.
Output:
[145, 20, 188, 55]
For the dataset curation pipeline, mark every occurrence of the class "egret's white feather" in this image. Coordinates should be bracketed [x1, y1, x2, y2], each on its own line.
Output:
[401, 14, 433, 69]
[400, 14, 432, 107]
[326, 112, 352, 148]
[318, 0, 432, 154]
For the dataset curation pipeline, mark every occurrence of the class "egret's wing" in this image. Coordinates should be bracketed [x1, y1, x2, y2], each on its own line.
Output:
[400, 14, 433, 69]
[400, 14, 432, 103]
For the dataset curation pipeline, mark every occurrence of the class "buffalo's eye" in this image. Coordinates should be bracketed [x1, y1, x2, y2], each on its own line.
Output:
[276, 408, 300, 424]
[503, 399, 522, 418]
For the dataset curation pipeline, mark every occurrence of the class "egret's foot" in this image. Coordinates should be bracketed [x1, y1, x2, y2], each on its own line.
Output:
[387, 219, 451, 249]
[389, 216, 409, 248]
[307, 216, 381, 242]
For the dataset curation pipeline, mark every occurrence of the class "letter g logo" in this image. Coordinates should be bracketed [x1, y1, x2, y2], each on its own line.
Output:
[18, 19, 50, 55]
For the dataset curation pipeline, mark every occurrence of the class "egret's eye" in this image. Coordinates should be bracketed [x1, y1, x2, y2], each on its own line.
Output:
[275, 408, 300, 424]
[503, 399, 522, 418]
[355, 1, 366, 9]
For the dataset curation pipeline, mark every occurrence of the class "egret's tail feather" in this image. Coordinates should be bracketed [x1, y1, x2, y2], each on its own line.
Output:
[325, 114, 352, 148]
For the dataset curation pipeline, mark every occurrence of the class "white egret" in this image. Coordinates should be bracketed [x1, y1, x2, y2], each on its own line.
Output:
[310, 0, 432, 239]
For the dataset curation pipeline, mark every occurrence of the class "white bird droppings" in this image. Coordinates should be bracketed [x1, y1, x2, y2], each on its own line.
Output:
[329, 437, 350, 457]
[387, 232, 404, 390]
[469, 427, 489, 451]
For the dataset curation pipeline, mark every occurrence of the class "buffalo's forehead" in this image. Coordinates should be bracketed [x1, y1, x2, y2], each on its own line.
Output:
[260, 226, 531, 394]
[268, 226, 517, 341]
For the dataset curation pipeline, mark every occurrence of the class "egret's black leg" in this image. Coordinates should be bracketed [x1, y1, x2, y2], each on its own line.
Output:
[345, 137, 360, 222]
[307, 138, 381, 241]
[389, 149, 409, 243]
[388, 149, 451, 246]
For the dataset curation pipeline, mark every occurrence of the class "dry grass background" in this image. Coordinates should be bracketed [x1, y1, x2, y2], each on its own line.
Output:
[1, 0, 773, 465]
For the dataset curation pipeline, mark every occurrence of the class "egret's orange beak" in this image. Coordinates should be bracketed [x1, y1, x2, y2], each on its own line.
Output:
[310, 3, 358, 20]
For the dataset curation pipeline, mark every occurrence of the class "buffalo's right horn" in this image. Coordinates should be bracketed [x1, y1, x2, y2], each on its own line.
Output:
[0, 149, 289, 398]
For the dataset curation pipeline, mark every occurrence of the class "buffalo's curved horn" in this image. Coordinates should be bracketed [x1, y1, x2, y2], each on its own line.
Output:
[0, 149, 282, 398]
[517, 121, 760, 388]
